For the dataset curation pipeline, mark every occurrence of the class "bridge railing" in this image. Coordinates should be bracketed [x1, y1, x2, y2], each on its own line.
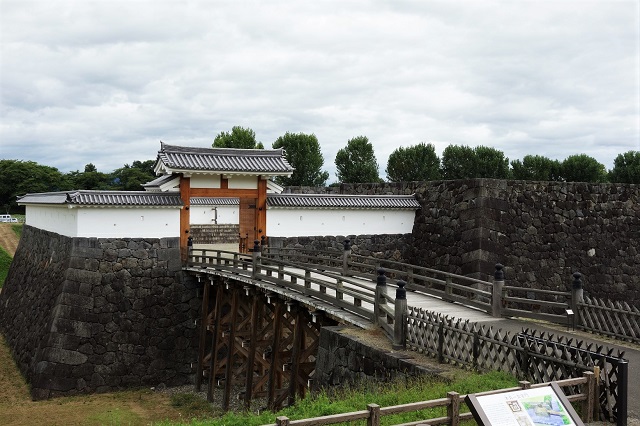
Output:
[264, 246, 496, 314]
[188, 246, 413, 342]
[263, 245, 584, 326]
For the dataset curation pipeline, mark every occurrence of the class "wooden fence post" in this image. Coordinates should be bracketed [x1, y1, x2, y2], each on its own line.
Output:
[393, 280, 407, 350]
[343, 239, 351, 276]
[367, 403, 381, 426]
[492, 263, 504, 318]
[582, 371, 595, 423]
[448, 391, 460, 426]
[252, 240, 261, 279]
[571, 272, 583, 329]
[276, 416, 290, 426]
[374, 268, 387, 321]
[437, 321, 445, 363]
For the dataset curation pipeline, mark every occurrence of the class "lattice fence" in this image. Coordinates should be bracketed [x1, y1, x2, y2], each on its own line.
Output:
[406, 307, 629, 424]
[578, 295, 640, 344]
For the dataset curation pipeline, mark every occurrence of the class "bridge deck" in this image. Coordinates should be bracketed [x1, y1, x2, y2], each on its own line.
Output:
[187, 261, 498, 328]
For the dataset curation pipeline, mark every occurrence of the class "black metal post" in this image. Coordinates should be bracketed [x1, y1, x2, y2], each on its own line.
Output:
[393, 280, 407, 350]
[617, 359, 628, 426]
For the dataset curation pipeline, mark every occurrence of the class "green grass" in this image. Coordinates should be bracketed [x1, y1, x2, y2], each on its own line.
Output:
[11, 223, 23, 238]
[0, 246, 11, 289]
[155, 371, 518, 426]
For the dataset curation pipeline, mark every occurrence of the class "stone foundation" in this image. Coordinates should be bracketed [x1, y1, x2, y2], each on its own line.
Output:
[0, 226, 200, 399]
[313, 327, 441, 389]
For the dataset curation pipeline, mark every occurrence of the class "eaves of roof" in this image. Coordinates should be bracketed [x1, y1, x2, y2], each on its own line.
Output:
[266, 194, 421, 209]
[156, 143, 294, 175]
[190, 197, 239, 206]
[18, 191, 184, 207]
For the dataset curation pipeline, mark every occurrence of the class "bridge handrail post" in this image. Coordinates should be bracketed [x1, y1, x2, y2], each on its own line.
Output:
[492, 263, 504, 318]
[252, 240, 261, 279]
[343, 239, 351, 276]
[374, 268, 387, 321]
[393, 280, 407, 350]
[571, 271, 583, 329]
[187, 236, 193, 264]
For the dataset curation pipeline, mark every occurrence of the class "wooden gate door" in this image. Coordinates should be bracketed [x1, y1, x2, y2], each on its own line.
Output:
[239, 198, 257, 253]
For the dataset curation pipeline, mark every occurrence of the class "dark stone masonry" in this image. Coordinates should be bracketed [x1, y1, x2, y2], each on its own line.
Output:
[1, 178, 638, 401]
[313, 327, 440, 389]
[284, 179, 640, 305]
[0, 226, 200, 399]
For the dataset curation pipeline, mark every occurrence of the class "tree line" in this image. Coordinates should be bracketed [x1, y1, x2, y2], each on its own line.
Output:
[215, 126, 640, 186]
[1, 125, 638, 213]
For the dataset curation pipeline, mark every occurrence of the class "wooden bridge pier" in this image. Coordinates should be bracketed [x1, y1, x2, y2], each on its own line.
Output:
[194, 274, 336, 411]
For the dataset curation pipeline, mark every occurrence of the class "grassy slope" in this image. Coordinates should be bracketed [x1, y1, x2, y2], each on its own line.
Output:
[0, 246, 10, 288]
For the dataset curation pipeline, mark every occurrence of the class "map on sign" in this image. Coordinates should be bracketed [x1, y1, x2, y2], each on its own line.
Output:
[465, 383, 584, 426]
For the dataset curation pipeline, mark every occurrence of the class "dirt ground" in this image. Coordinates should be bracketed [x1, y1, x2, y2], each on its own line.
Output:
[0, 223, 20, 256]
[0, 333, 213, 426]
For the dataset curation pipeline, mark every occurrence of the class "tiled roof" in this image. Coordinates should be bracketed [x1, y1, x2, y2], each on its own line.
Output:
[142, 174, 179, 191]
[266, 194, 420, 209]
[190, 197, 239, 206]
[157, 143, 294, 175]
[18, 191, 183, 207]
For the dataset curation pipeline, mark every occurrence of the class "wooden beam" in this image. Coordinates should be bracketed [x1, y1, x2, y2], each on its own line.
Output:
[196, 280, 210, 391]
[179, 175, 191, 260]
[268, 301, 283, 411]
[244, 294, 261, 410]
[257, 177, 267, 238]
[287, 308, 304, 406]
[190, 188, 259, 198]
[223, 287, 239, 411]
[207, 283, 224, 402]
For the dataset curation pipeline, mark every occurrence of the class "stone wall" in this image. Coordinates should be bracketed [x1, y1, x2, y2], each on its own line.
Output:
[267, 233, 414, 262]
[314, 327, 440, 389]
[190, 224, 239, 244]
[0, 226, 200, 399]
[283, 179, 640, 304]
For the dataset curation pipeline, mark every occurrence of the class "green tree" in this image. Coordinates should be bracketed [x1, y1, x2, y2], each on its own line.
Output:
[511, 155, 562, 181]
[110, 160, 157, 190]
[561, 154, 607, 182]
[67, 163, 111, 190]
[0, 160, 71, 213]
[334, 136, 381, 183]
[386, 143, 440, 182]
[608, 151, 640, 183]
[213, 126, 264, 149]
[440, 145, 509, 179]
[272, 132, 329, 186]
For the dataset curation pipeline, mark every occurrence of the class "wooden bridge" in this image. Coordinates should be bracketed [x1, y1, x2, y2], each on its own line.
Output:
[184, 240, 553, 410]
[183, 240, 632, 420]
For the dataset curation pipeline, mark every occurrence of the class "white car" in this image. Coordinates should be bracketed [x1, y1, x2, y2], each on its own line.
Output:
[0, 214, 18, 223]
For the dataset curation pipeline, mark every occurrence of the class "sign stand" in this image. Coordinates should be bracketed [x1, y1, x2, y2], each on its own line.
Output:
[465, 382, 585, 426]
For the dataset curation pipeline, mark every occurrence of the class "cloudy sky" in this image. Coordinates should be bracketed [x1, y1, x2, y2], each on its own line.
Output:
[1, 0, 638, 181]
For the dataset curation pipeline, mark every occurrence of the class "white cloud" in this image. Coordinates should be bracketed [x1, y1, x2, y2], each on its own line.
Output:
[1, 0, 638, 180]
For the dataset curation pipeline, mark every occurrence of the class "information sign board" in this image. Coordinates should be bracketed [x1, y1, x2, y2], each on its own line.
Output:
[465, 383, 584, 426]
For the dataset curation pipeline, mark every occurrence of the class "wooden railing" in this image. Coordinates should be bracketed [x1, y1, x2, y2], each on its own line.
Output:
[266, 373, 597, 426]
[185, 246, 628, 424]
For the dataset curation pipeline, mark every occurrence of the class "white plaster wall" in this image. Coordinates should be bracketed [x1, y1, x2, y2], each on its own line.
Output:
[75, 208, 180, 238]
[216, 205, 238, 224]
[190, 205, 238, 224]
[266, 209, 416, 237]
[190, 174, 221, 188]
[228, 175, 257, 189]
[25, 205, 78, 237]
